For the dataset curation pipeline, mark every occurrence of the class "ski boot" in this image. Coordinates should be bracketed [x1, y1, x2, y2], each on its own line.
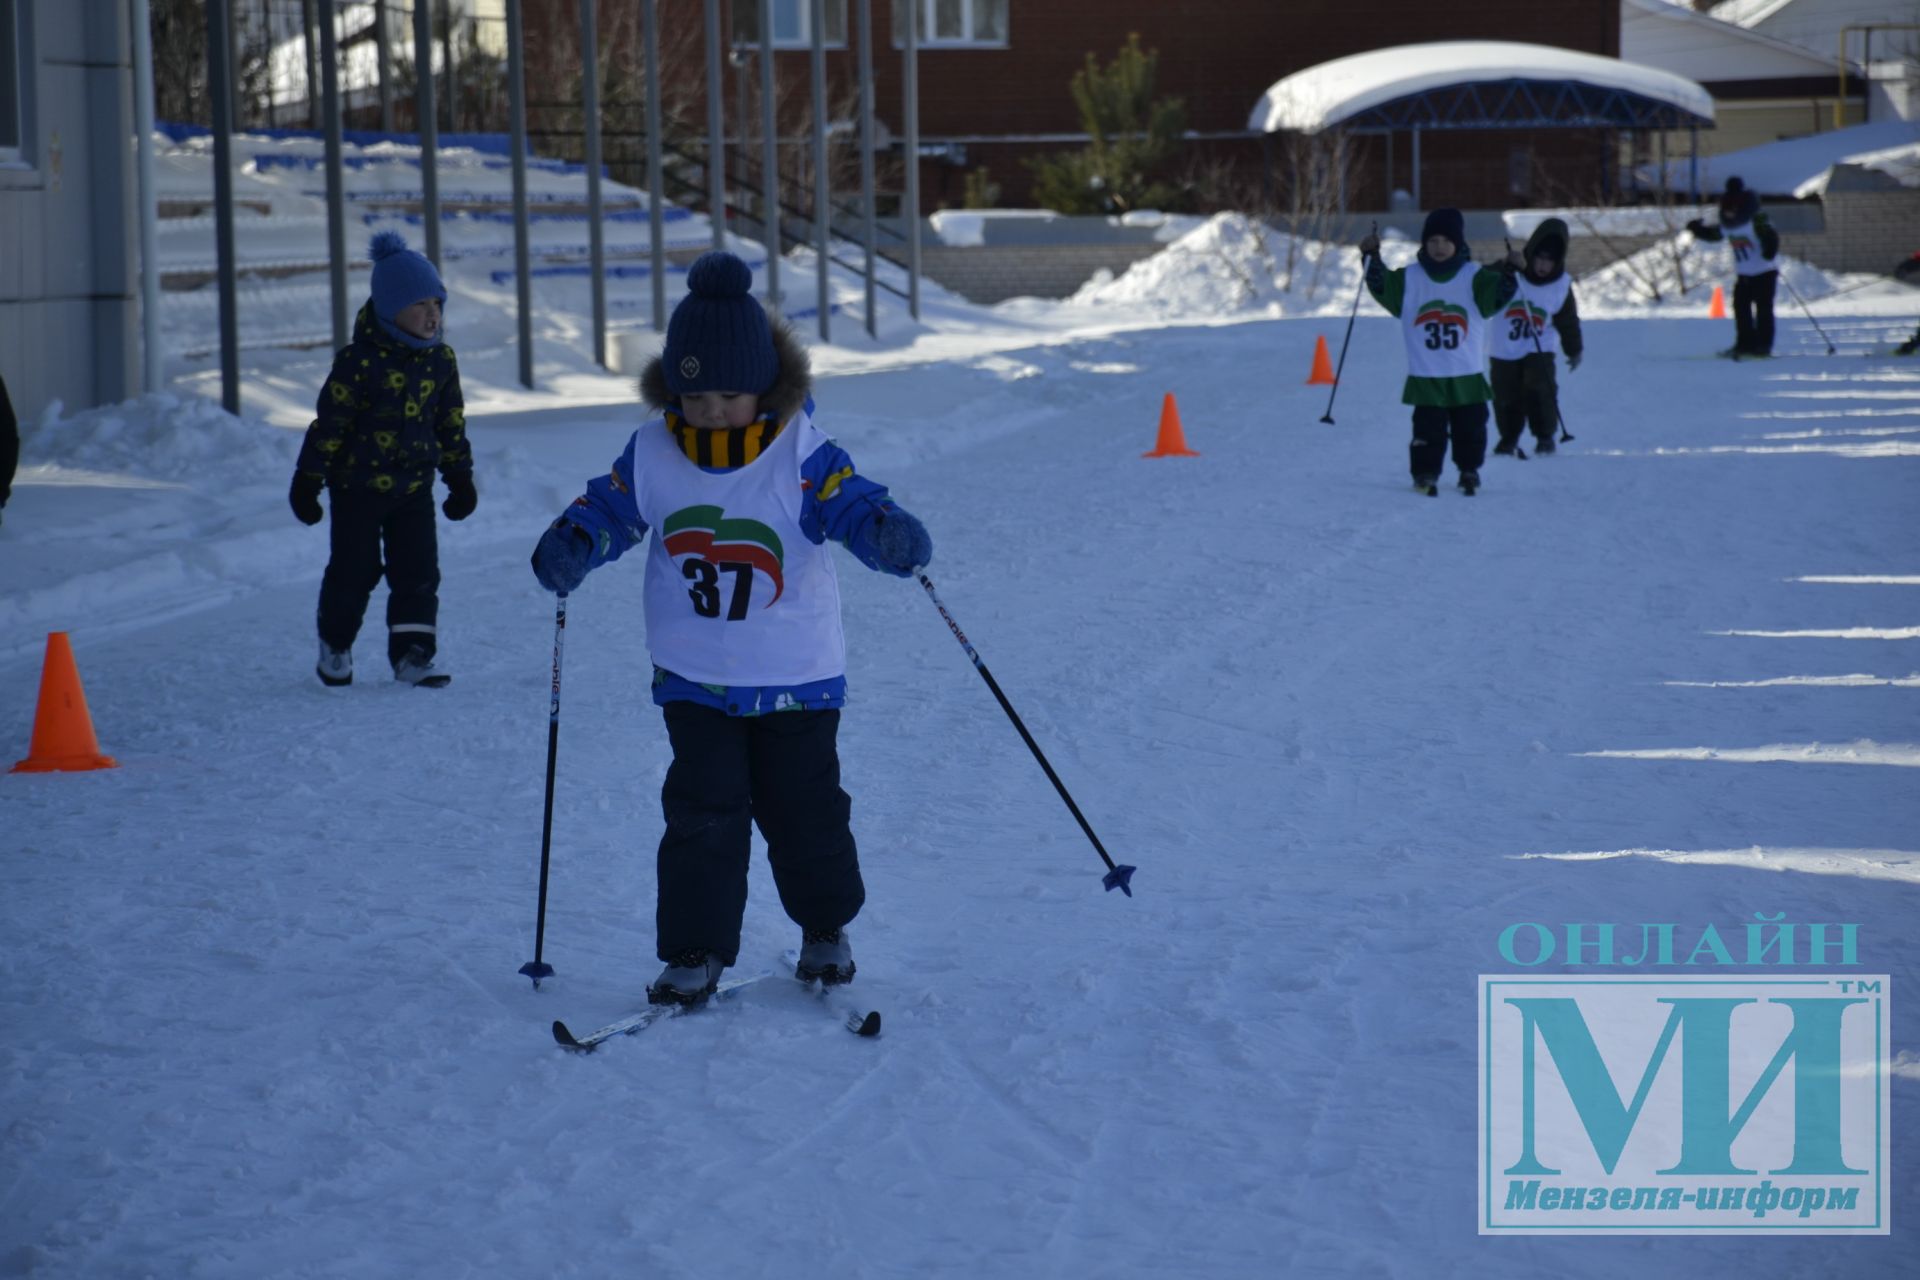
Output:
[647, 951, 725, 1006]
[317, 641, 352, 687]
[1412, 473, 1440, 497]
[393, 645, 451, 688]
[796, 928, 856, 986]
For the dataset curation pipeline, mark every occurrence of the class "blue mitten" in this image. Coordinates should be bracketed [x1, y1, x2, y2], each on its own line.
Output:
[531, 521, 592, 594]
[866, 505, 932, 577]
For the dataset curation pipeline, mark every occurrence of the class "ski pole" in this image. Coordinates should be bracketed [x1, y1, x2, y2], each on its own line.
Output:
[1320, 220, 1376, 424]
[1779, 275, 1837, 355]
[916, 571, 1136, 897]
[520, 593, 568, 987]
[1505, 236, 1574, 444]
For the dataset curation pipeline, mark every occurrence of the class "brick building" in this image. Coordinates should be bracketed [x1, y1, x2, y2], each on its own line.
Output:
[522, 0, 1627, 213]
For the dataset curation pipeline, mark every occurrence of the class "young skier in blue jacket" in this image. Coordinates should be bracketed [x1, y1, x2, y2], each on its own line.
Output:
[529, 251, 932, 1006]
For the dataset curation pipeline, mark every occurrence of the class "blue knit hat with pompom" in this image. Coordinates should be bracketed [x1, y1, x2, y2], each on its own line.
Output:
[368, 231, 446, 322]
[662, 252, 778, 397]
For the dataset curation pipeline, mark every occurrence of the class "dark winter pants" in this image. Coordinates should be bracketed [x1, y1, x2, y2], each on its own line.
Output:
[655, 703, 864, 966]
[1410, 403, 1489, 480]
[315, 486, 440, 666]
[1490, 354, 1560, 449]
[1733, 271, 1778, 356]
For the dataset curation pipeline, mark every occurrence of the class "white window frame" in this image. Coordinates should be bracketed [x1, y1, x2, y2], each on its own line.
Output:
[0, 0, 29, 168]
[731, 0, 849, 51]
[893, 0, 1009, 49]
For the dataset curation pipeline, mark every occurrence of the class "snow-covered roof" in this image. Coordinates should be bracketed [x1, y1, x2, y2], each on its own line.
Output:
[1639, 117, 1920, 194]
[1622, 0, 1853, 82]
[1249, 41, 1715, 134]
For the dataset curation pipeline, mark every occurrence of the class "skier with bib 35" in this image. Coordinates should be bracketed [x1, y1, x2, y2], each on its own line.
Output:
[528, 251, 932, 1006]
[1359, 208, 1517, 495]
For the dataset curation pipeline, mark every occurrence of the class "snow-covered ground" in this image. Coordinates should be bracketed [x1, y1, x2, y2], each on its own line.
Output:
[4, 148, 1919, 1275]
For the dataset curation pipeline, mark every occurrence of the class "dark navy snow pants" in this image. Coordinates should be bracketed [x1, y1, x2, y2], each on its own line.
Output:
[1733, 270, 1777, 357]
[655, 703, 864, 966]
[1490, 354, 1560, 448]
[316, 485, 440, 666]
[1410, 403, 1489, 480]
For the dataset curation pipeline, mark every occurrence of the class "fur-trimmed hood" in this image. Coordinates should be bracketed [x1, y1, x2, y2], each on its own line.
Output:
[638, 312, 812, 425]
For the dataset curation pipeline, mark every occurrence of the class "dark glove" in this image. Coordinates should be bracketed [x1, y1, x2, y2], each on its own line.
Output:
[867, 505, 932, 577]
[531, 520, 592, 594]
[1357, 232, 1380, 259]
[442, 472, 477, 521]
[1565, 352, 1582, 372]
[289, 472, 324, 526]
[1685, 218, 1706, 237]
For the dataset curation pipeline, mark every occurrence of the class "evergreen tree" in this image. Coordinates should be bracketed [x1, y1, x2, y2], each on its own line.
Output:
[1028, 34, 1187, 215]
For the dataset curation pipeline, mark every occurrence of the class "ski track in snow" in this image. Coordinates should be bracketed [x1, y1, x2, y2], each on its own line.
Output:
[2, 298, 1918, 1275]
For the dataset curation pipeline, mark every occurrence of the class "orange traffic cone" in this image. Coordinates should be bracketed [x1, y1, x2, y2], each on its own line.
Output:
[1708, 284, 1726, 319]
[1306, 334, 1337, 385]
[11, 632, 118, 773]
[1143, 392, 1199, 458]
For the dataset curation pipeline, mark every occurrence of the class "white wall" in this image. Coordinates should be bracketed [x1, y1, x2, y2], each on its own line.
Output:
[0, 0, 136, 422]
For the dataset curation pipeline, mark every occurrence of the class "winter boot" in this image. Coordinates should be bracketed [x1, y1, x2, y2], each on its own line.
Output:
[1533, 436, 1556, 455]
[1492, 440, 1516, 456]
[647, 950, 726, 1006]
[1412, 474, 1440, 497]
[317, 640, 353, 687]
[393, 645, 451, 688]
[796, 928, 855, 986]
[1458, 470, 1480, 496]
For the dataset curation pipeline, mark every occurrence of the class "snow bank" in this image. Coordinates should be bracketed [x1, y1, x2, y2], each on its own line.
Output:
[1070, 213, 1375, 317]
[22, 393, 298, 487]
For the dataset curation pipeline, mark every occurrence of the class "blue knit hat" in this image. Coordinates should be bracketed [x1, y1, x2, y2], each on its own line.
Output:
[369, 231, 445, 322]
[662, 252, 778, 397]
[1420, 207, 1466, 248]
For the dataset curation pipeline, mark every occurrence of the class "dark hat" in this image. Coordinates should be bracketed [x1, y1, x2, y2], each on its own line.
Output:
[1724, 176, 1746, 196]
[368, 231, 445, 322]
[1421, 207, 1466, 247]
[662, 252, 779, 397]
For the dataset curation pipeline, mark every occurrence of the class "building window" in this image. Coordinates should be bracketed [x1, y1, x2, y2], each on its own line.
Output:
[732, 0, 848, 49]
[893, 0, 1008, 47]
[0, 0, 23, 163]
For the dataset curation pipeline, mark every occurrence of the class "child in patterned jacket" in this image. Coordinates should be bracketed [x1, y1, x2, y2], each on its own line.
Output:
[529, 251, 931, 1005]
[291, 232, 475, 688]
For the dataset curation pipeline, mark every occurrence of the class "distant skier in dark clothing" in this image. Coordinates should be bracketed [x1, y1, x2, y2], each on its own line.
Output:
[1688, 176, 1780, 358]
[1489, 218, 1584, 457]
[291, 232, 475, 688]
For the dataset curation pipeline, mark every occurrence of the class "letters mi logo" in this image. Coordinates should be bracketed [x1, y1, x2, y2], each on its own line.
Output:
[1478, 976, 1890, 1234]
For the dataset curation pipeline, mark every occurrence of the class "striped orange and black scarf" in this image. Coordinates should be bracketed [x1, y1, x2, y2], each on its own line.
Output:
[665, 410, 786, 469]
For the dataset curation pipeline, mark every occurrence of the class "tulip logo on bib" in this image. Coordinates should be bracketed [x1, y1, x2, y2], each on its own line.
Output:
[1414, 300, 1471, 351]
[662, 504, 786, 609]
[1503, 300, 1547, 342]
